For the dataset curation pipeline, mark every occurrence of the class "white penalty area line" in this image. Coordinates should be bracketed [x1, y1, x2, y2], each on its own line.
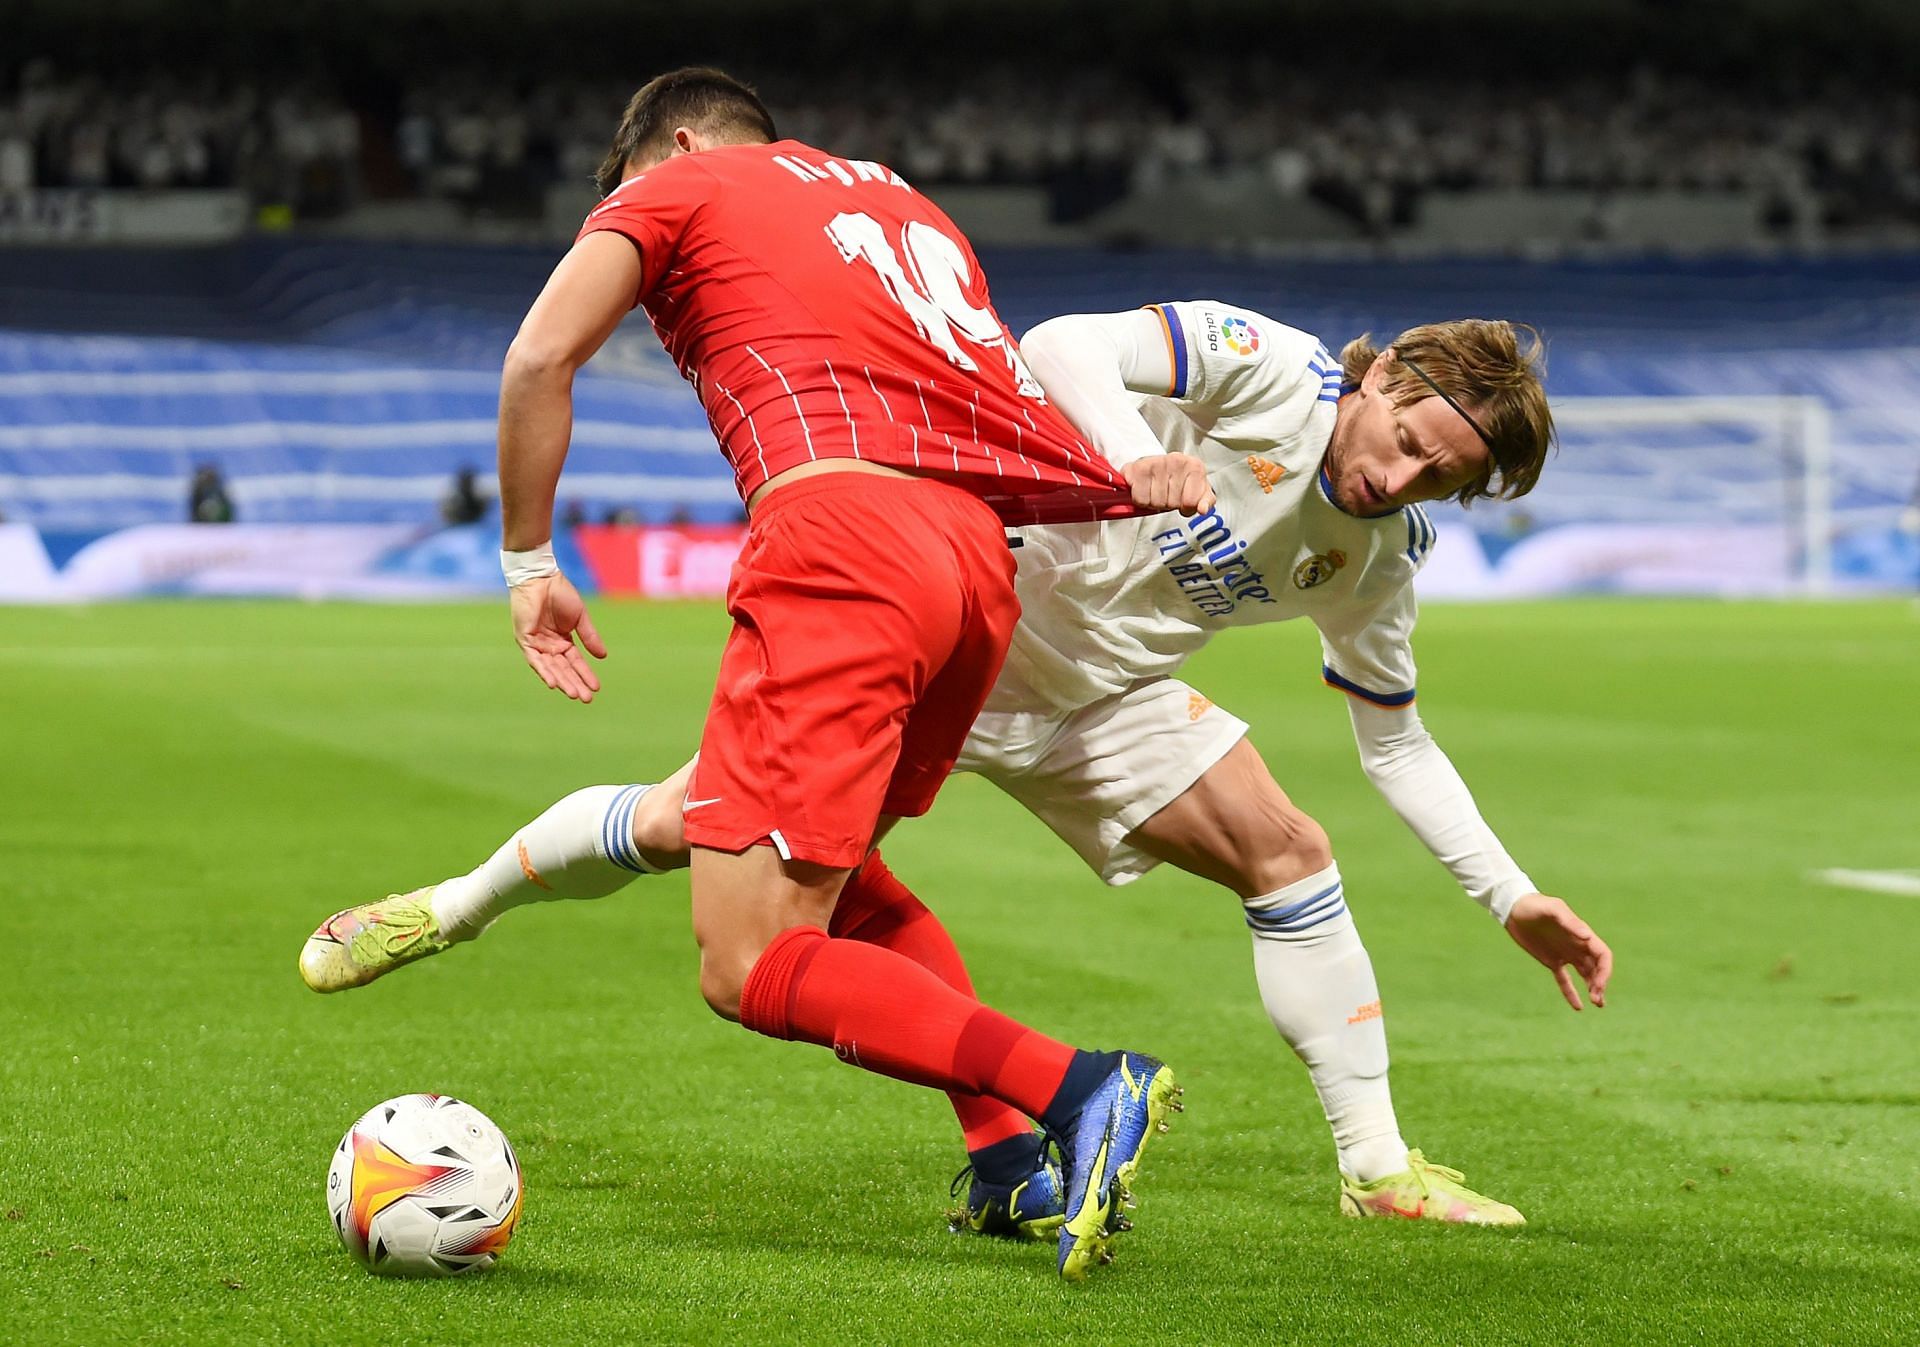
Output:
[1809, 868, 1920, 898]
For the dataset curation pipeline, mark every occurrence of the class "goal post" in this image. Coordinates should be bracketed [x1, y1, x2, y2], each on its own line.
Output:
[1456, 394, 1836, 596]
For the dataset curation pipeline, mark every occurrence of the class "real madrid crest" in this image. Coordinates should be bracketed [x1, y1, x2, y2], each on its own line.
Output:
[1293, 548, 1347, 589]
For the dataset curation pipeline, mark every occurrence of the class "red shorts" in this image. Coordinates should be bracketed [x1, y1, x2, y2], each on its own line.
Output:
[682, 471, 1019, 870]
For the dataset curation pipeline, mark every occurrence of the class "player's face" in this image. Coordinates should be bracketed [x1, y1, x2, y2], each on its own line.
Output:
[1325, 357, 1492, 514]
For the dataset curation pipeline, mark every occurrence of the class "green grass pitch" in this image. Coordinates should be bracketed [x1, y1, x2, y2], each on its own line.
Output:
[4, 598, 1918, 1345]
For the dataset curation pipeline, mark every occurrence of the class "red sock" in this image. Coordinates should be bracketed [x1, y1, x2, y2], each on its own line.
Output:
[829, 853, 1033, 1152]
[739, 926, 1076, 1122]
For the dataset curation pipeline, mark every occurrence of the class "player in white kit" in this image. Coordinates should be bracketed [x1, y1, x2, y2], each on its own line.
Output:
[302, 300, 1611, 1229]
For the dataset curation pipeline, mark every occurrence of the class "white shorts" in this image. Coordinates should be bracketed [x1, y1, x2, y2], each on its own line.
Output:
[956, 663, 1250, 886]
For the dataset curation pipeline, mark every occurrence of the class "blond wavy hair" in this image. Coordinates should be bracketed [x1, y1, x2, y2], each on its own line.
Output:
[1339, 320, 1553, 504]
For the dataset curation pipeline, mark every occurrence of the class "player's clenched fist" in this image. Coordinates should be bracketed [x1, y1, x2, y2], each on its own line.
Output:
[509, 572, 608, 703]
[1121, 452, 1216, 516]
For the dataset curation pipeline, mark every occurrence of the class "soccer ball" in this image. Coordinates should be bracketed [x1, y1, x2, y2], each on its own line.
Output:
[325, 1094, 523, 1276]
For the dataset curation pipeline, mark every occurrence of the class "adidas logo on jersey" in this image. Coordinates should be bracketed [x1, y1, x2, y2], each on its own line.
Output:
[1246, 456, 1286, 493]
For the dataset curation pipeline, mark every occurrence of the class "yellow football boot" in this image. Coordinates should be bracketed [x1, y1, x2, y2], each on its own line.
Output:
[299, 889, 451, 993]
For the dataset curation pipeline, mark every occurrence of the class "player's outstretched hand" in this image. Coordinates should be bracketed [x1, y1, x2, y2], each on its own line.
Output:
[1504, 892, 1612, 1011]
[509, 572, 608, 703]
[1122, 452, 1216, 516]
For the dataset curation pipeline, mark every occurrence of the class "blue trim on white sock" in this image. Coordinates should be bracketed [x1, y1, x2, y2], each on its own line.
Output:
[602, 785, 654, 873]
[1244, 867, 1349, 939]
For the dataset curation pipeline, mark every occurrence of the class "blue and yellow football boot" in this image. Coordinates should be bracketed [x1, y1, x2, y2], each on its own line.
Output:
[1054, 1052, 1182, 1282]
[947, 1152, 1066, 1240]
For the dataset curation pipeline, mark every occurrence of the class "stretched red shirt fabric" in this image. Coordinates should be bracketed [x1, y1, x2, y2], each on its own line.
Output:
[576, 139, 1138, 525]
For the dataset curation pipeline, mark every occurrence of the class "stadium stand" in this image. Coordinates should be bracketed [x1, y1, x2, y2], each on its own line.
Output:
[1, 243, 1916, 590]
[3, 2, 1915, 595]
[4, 60, 1914, 237]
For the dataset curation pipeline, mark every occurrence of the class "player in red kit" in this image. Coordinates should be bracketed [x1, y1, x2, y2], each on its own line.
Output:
[303, 69, 1208, 1280]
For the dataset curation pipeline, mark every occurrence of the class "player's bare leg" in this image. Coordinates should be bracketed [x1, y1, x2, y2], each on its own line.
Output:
[1127, 737, 1521, 1225]
[691, 832, 1180, 1280]
[630, 759, 697, 864]
[687, 842, 846, 1021]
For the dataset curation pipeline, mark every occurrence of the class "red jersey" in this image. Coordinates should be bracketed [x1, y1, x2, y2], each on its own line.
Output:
[576, 140, 1137, 525]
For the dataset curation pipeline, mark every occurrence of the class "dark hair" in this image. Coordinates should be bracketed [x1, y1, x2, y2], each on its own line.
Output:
[595, 67, 777, 195]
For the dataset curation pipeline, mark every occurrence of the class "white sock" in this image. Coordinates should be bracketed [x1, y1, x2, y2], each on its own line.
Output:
[1243, 861, 1411, 1183]
[429, 784, 660, 941]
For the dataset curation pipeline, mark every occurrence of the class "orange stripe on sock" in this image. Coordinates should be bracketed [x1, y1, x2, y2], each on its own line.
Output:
[516, 840, 551, 891]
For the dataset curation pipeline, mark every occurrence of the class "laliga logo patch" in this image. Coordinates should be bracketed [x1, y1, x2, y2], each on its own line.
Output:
[1293, 549, 1347, 589]
[1220, 316, 1260, 357]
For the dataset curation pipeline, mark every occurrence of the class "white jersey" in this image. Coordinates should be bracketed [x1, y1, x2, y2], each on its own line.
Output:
[968, 299, 1536, 918]
[1000, 300, 1434, 712]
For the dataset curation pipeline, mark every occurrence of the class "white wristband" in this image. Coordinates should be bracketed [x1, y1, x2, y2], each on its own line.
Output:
[500, 542, 559, 588]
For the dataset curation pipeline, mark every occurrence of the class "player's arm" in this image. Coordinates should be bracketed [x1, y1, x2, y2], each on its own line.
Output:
[1022, 309, 1175, 465]
[1021, 310, 1214, 514]
[1342, 697, 1612, 1010]
[496, 230, 640, 702]
[499, 231, 639, 549]
[1318, 594, 1612, 1009]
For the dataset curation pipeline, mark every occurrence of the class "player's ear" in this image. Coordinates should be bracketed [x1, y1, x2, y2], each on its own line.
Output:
[1364, 347, 1396, 394]
[672, 126, 699, 156]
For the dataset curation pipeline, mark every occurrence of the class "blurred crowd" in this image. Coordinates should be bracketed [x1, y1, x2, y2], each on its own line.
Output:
[3, 55, 1916, 231]
[773, 64, 1919, 231]
[0, 60, 362, 213]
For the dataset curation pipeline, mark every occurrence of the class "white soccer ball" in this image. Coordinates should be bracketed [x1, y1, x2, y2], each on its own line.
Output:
[325, 1093, 524, 1276]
